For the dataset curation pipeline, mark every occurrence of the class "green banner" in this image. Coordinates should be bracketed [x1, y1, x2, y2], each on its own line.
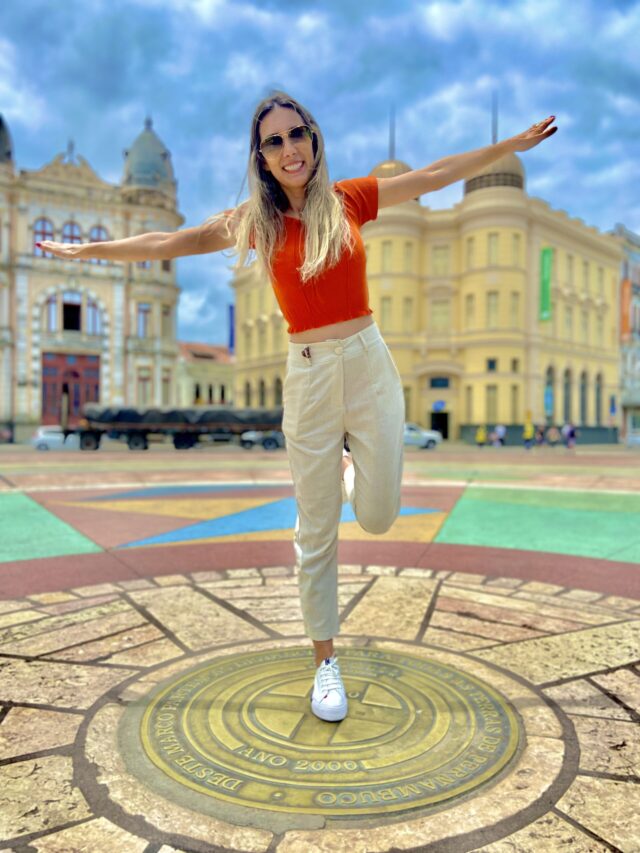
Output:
[539, 247, 553, 321]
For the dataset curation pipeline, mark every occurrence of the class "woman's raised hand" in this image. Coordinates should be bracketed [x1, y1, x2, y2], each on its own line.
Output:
[36, 241, 85, 259]
[509, 116, 557, 152]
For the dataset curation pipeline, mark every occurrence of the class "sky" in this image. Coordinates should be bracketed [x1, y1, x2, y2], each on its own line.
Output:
[1, 0, 639, 345]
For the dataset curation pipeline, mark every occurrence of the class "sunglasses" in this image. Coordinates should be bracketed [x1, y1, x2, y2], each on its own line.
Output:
[259, 124, 313, 158]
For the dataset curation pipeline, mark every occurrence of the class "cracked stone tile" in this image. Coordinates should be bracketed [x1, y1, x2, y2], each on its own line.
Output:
[70, 583, 122, 597]
[28, 592, 78, 605]
[2, 610, 147, 657]
[469, 810, 612, 851]
[0, 600, 132, 648]
[0, 601, 32, 615]
[570, 715, 640, 776]
[0, 609, 46, 629]
[591, 668, 640, 715]
[50, 624, 163, 663]
[33, 817, 148, 852]
[0, 659, 134, 710]
[342, 576, 437, 640]
[474, 620, 640, 685]
[421, 627, 497, 651]
[559, 589, 604, 604]
[511, 592, 629, 624]
[107, 638, 185, 667]
[397, 568, 434, 577]
[437, 594, 584, 634]
[437, 585, 616, 626]
[447, 571, 486, 585]
[599, 595, 640, 611]
[556, 776, 640, 851]
[0, 756, 91, 841]
[127, 587, 268, 649]
[117, 579, 156, 591]
[154, 574, 192, 587]
[519, 581, 565, 595]
[0, 707, 83, 760]
[543, 679, 634, 722]
[430, 611, 546, 642]
[39, 594, 120, 615]
[363, 565, 397, 575]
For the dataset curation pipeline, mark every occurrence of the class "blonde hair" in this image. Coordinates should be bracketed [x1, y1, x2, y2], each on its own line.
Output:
[227, 92, 353, 283]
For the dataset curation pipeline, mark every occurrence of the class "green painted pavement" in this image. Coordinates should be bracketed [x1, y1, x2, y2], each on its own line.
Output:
[0, 494, 103, 563]
[435, 487, 640, 564]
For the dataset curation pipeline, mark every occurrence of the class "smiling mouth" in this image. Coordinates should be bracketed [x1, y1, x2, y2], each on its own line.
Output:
[282, 161, 305, 174]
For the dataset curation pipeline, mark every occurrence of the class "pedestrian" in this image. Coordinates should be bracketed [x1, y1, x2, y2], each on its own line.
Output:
[546, 425, 561, 447]
[38, 93, 557, 722]
[523, 420, 535, 449]
[475, 424, 487, 447]
[494, 423, 506, 447]
[535, 425, 545, 446]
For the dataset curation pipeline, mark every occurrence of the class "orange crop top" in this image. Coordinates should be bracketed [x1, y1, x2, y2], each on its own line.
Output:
[268, 176, 378, 334]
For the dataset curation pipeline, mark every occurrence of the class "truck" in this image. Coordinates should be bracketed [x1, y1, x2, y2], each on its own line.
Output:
[67, 404, 284, 451]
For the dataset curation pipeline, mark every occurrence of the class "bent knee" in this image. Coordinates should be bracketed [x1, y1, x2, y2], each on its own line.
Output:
[357, 509, 399, 535]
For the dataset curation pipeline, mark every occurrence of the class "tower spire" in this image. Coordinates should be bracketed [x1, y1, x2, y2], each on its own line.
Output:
[491, 90, 498, 144]
[389, 104, 396, 161]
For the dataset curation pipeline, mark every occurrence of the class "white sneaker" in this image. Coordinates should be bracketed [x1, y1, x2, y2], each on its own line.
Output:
[311, 655, 348, 721]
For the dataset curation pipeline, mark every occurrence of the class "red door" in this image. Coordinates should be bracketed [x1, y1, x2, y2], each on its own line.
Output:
[42, 353, 100, 426]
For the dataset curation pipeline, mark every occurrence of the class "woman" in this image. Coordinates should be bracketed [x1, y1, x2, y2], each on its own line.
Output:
[39, 93, 557, 722]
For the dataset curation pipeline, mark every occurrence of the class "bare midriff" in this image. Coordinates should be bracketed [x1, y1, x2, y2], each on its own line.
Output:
[289, 314, 374, 344]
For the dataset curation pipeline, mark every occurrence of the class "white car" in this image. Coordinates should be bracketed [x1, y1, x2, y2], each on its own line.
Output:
[30, 426, 80, 451]
[240, 429, 285, 450]
[403, 423, 443, 449]
[625, 432, 640, 448]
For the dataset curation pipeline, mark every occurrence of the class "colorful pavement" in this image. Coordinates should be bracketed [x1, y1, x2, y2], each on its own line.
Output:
[0, 444, 639, 851]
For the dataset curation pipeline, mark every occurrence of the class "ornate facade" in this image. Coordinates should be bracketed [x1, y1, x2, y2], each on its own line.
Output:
[0, 114, 184, 441]
[232, 151, 625, 441]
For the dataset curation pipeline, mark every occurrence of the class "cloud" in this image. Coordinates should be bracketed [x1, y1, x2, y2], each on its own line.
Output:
[1, 0, 638, 342]
[0, 37, 49, 130]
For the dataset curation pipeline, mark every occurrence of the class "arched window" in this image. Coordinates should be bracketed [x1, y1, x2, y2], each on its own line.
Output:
[544, 366, 555, 422]
[62, 290, 82, 332]
[563, 368, 572, 423]
[258, 379, 266, 407]
[595, 374, 603, 426]
[34, 218, 54, 257]
[89, 225, 109, 265]
[580, 371, 588, 425]
[274, 377, 282, 407]
[62, 222, 82, 243]
[244, 382, 252, 407]
[45, 295, 57, 332]
[86, 300, 102, 335]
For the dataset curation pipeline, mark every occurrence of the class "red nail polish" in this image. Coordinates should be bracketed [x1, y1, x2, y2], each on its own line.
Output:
[36, 242, 42, 247]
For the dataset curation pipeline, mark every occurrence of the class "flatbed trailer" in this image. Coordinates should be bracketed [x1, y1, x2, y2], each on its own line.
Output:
[67, 404, 284, 451]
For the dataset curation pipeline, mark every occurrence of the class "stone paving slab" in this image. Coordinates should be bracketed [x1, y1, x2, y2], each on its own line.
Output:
[0, 565, 638, 851]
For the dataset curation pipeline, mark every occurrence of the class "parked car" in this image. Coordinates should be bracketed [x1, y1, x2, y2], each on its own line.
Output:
[625, 431, 640, 448]
[30, 426, 80, 451]
[403, 423, 443, 449]
[240, 430, 286, 450]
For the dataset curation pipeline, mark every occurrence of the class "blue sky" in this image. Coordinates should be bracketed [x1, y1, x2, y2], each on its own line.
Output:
[2, 0, 639, 344]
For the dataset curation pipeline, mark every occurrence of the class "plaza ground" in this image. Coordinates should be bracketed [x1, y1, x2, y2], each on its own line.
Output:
[0, 443, 638, 851]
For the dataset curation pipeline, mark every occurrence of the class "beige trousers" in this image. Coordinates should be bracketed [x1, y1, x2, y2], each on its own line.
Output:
[282, 322, 405, 640]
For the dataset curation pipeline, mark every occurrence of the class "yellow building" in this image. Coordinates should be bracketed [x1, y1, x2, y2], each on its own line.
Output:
[232, 151, 623, 441]
[177, 342, 234, 407]
[0, 114, 183, 441]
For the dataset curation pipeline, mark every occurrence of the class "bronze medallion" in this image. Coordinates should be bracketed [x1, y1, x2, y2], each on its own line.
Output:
[127, 646, 521, 821]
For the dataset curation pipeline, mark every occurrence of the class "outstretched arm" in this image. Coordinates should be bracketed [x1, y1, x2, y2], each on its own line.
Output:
[38, 205, 245, 262]
[378, 116, 557, 208]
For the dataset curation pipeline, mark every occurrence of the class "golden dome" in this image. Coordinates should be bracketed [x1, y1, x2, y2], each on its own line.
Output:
[464, 152, 525, 194]
[369, 158, 412, 179]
